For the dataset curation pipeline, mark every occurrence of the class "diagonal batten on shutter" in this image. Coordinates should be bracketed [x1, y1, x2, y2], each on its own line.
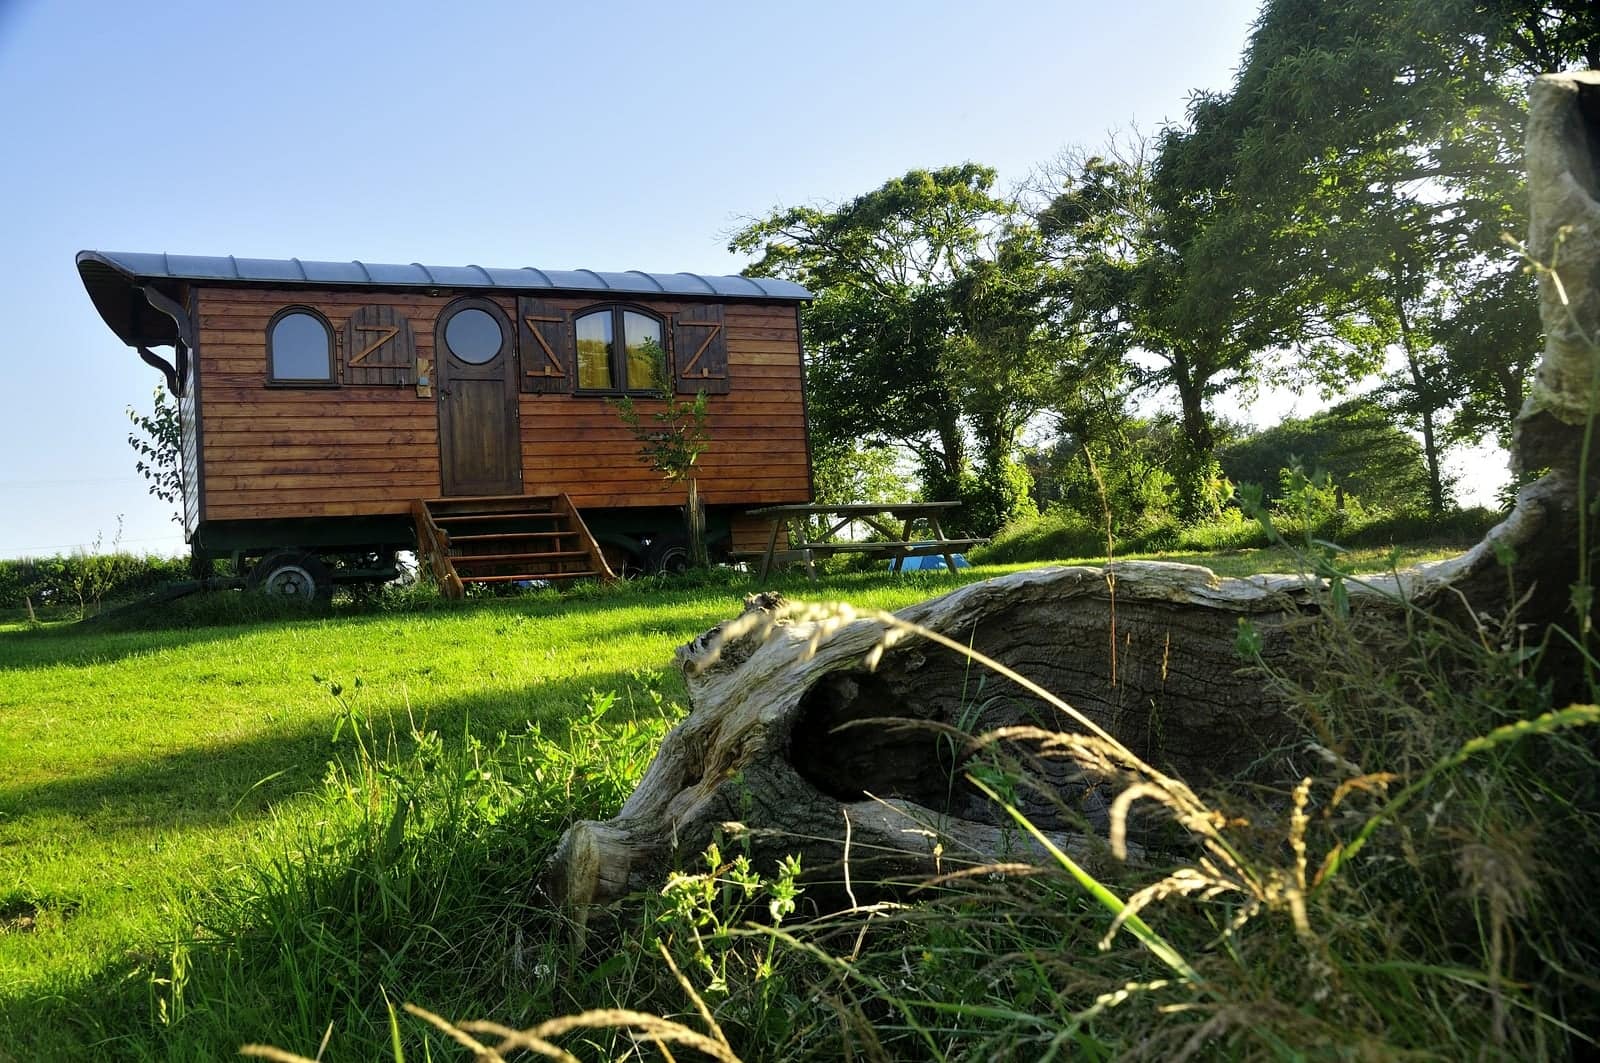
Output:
[519, 297, 573, 393]
[342, 305, 417, 386]
[672, 304, 729, 395]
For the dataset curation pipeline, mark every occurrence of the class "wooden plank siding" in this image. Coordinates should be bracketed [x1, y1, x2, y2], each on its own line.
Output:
[193, 287, 810, 523]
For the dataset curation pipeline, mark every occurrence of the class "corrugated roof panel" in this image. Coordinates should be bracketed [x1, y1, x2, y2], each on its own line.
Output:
[76, 249, 811, 302]
[362, 261, 433, 285]
[586, 270, 647, 291]
[301, 260, 371, 284]
[539, 268, 607, 291]
[479, 266, 538, 286]
[234, 257, 301, 282]
[165, 253, 236, 280]
[623, 270, 667, 292]
[421, 264, 493, 287]
[649, 273, 716, 295]
[708, 274, 766, 297]
[100, 250, 169, 277]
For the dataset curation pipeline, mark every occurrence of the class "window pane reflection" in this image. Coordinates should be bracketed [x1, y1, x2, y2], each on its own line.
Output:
[623, 312, 665, 392]
[271, 312, 331, 379]
[445, 308, 503, 364]
[575, 311, 614, 390]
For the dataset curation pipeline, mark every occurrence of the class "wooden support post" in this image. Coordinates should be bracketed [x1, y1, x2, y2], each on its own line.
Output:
[758, 518, 781, 584]
[928, 515, 958, 574]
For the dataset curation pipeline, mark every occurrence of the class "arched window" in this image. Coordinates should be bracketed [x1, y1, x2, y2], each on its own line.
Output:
[267, 307, 335, 383]
[573, 306, 667, 394]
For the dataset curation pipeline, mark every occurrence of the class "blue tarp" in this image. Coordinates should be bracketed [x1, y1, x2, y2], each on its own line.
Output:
[887, 551, 971, 572]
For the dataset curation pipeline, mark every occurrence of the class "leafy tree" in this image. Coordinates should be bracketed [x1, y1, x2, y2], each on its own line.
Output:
[1220, 398, 1436, 512]
[1036, 137, 1299, 520]
[611, 383, 712, 568]
[946, 224, 1094, 530]
[811, 444, 910, 510]
[732, 166, 1006, 486]
[732, 165, 1084, 534]
[127, 386, 185, 526]
[1154, 0, 1596, 511]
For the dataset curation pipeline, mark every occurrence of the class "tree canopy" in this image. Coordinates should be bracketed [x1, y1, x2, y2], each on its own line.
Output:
[1219, 398, 1437, 512]
[1149, 0, 1596, 510]
[728, 2, 1594, 538]
[731, 165, 1107, 534]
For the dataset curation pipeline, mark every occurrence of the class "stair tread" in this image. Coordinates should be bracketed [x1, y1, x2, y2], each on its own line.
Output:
[415, 491, 614, 594]
[432, 496, 555, 503]
[447, 531, 575, 543]
[452, 550, 592, 564]
[424, 493, 561, 505]
[431, 512, 565, 524]
[460, 571, 601, 584]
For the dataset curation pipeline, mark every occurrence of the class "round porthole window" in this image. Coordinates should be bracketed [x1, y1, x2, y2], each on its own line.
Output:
[445, 308, 503, 364]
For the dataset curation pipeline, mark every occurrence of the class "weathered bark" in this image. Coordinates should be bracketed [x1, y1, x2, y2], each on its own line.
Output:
[548, 567, 1318, 911]
[547, 72, 1600, 914]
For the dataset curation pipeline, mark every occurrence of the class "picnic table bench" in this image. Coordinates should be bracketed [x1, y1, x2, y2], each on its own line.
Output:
[743, 502, 987, 583]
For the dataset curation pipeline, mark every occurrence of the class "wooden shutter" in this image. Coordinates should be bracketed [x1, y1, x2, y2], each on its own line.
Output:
[518, 297, 573, 393]
[673, 304, 729, 395]
[342, 305, 416, 385]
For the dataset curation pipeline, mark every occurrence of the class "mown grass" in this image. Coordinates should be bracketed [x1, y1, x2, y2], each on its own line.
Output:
[0, 543, 1493, 1059]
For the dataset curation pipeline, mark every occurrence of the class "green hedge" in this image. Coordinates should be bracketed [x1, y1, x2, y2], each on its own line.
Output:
[972, 504, 1501, 566]
[0, 553, 190, 612]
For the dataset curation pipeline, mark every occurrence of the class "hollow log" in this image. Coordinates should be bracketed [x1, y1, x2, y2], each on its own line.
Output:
[546, 72, 1600, 913]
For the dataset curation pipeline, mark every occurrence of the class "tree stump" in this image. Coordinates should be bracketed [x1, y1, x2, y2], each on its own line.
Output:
[546, 71, 1600, 913]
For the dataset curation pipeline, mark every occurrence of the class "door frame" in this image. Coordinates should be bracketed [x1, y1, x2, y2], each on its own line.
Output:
[435, 296, 523, 497]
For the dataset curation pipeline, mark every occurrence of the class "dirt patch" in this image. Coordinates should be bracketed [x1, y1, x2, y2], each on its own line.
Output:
[0, 898, 39, 934]
[0, 895, 78, 934]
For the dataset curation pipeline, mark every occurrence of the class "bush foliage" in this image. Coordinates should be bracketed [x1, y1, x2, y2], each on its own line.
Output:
[0, 551, 189, 614]
[972, 497, 1500, 567]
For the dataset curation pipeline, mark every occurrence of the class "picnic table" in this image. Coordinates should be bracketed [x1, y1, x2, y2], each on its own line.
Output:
[743, 502, 987, 583]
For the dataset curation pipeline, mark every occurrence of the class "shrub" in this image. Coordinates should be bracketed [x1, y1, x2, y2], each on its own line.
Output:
[968, 508, 1107, 564]
[0, 551, 189, 614]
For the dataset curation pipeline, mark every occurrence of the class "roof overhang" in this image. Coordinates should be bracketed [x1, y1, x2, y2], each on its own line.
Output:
[78, 252, 187, 348]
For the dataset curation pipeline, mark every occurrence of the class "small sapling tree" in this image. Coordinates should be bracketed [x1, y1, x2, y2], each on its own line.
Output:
[611, 373, 713, 569]
[71, 518, 129, 618]
[127, 386, 185, 526]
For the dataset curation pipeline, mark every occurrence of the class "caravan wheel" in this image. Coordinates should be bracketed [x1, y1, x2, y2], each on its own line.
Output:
[647, 538, 691, 575]
[250, 551, 332, 603]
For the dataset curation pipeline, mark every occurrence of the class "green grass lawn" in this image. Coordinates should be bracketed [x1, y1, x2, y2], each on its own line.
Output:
[0, 544, 1467, 1058]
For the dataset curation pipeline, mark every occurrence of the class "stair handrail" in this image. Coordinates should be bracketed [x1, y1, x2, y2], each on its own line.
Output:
[411, 500, 465, 599]
[554, 494, 617, 581]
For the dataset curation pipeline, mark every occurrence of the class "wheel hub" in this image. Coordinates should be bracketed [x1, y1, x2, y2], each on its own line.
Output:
[263, 564, 316, 599]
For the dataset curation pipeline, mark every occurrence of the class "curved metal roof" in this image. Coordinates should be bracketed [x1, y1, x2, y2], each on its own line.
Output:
[77, 249, 810, 347]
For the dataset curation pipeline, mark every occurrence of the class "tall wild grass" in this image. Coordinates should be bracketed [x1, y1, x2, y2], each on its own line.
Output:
[210, 524, 1600, 1061]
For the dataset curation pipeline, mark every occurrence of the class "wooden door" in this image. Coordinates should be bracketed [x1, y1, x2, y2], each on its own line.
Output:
[436, 298, 522, 497]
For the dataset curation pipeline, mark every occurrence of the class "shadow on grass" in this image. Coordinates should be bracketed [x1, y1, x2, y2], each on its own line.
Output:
[0, 679, 669, 1063]
[0, 588, 609, 673]
[0, 781, 583, 1062]
[0, 667, 667, 835]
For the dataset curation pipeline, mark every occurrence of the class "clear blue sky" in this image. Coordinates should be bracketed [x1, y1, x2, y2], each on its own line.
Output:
[0, 0, 1263, 558]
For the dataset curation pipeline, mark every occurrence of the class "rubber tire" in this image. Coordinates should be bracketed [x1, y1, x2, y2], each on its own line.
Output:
[250, 550, 333, 603]
[647, 538, 692, 575]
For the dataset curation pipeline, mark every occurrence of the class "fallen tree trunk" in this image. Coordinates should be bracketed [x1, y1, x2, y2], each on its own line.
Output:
[547, 71, 1600, 913]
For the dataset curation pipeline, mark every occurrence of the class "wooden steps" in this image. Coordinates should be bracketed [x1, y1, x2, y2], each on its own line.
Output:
[412, 493, 615, 598]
